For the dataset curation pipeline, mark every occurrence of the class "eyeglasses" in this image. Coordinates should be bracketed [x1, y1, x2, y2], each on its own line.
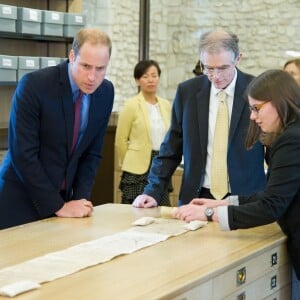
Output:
[248, 101, 270, 113]
[203, 65, 232, 75]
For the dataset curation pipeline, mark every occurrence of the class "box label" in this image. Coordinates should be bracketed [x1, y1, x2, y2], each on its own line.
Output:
[51, 12, 60, 21]
[2, 58, 12, 67]
[2, 6, 12, 15]
[29, 9, 38, 21]
[26, 60, 35, 68]
[75, 15, 83, 23]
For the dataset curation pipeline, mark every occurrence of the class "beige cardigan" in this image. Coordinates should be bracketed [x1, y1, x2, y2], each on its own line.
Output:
[115, 92, 171, 174]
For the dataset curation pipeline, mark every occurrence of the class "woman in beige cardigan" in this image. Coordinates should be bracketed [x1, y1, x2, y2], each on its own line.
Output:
[115, 60, 171, 205]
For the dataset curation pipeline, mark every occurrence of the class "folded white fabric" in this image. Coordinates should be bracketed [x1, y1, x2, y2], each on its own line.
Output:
[132, 217, 155, 226]
[160, 206, 178, 218]
[184, 220, 208, 231]
[0, 280, 40, 297]
[133, 217, 207, 231]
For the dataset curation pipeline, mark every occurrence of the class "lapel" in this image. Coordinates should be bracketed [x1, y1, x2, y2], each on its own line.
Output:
[228, 70, 247, 146]
[196, 79, 211, 160]
[157, 96, 170, 129]
[138, 92, 152, 141]
[59, 61, 74, 156]
[62, 90, 73, 156]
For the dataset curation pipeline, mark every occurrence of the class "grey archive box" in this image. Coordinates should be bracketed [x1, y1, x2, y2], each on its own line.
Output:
[42, 10, 64, 36]
[40, 57, 61, 68]
[0, 55, 18, 82]
[16, 7, 42, 35]
[18, 56, 40, 81]
[63, 13, 85, 37]
[0, 4, 17, 33]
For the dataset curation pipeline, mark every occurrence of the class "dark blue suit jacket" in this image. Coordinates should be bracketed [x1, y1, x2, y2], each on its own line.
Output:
[0, 60, 114, 228]
[144, 69, 266, 205]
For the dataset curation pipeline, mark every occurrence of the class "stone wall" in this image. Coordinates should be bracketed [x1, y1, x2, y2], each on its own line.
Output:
[83, 0, 300, 109]
[83, 0, 140, 111]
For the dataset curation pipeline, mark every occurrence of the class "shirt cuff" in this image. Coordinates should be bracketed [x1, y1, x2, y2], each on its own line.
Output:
[226, 195, 239, 206]
[217, 206, 230, 231]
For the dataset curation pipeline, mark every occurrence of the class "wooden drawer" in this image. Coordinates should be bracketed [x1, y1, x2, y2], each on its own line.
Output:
[114, 170, 122, 203]
[222, 263, 291, 300]
[172, 280, 212, 300]
[171, 169, 183, 195]
[264, 282, 291, 300]
[170, 194, 178, 207]
[213, 244, 289, 299]
[170, 263, 290, 300]
[169, 169, 182, 207]
[115, 190, 122, 203]
[0, 149, 6, 165]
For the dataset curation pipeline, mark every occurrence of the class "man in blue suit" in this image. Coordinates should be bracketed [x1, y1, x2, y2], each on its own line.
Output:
[0, 28, 114, 229]
[133, 29, 266, 208]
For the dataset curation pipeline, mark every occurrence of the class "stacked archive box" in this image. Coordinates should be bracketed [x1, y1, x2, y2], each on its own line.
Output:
[0, 3, 85, 82]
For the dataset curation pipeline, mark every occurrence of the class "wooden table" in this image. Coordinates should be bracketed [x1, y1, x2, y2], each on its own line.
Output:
[0, 204, 291, 300]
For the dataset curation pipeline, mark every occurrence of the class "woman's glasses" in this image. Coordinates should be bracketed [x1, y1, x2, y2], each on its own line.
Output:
[249, 101, 270, 113]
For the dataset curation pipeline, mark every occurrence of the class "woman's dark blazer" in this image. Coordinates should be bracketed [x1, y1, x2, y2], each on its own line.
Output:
[0, 60, 114, 229]
[229, 121, 300, 278]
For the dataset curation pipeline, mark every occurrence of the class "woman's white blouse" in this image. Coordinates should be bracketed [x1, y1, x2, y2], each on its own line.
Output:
[146, 102, 166, 151]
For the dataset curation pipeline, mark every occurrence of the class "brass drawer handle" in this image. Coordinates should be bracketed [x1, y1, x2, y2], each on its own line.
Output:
[236, 267, 246, 286]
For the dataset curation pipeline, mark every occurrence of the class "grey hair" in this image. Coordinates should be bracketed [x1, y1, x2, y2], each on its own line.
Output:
[199, 29, 240, 60]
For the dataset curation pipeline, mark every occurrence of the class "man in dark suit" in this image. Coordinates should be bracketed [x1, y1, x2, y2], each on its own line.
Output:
[0, 28, 114, 229]
[133, 29, 266, 208]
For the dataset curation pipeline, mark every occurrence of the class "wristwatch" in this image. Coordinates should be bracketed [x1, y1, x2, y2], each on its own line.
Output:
[204, 207, 214, 221]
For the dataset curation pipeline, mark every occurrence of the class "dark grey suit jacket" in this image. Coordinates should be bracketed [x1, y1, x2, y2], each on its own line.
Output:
[144, 69, 266, 204]
[0, 60, 114, 228]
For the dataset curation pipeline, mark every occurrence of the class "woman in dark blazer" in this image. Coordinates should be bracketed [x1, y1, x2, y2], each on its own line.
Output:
[0, 28, 114, 229]
[174, 69, 300, 299]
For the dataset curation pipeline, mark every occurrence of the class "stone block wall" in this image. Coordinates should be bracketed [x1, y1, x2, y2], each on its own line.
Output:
[83, 0, 300, 109]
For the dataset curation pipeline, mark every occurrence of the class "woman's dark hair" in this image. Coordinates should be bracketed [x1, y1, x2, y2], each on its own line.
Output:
[133, 60, 161, 79]
[193, 60, 204, 76]
[245, 69, 300, 149]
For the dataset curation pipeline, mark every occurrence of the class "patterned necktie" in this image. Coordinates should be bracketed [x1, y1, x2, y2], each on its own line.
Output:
[71, 91, 83, 153]
[210, 90, 229, 199]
